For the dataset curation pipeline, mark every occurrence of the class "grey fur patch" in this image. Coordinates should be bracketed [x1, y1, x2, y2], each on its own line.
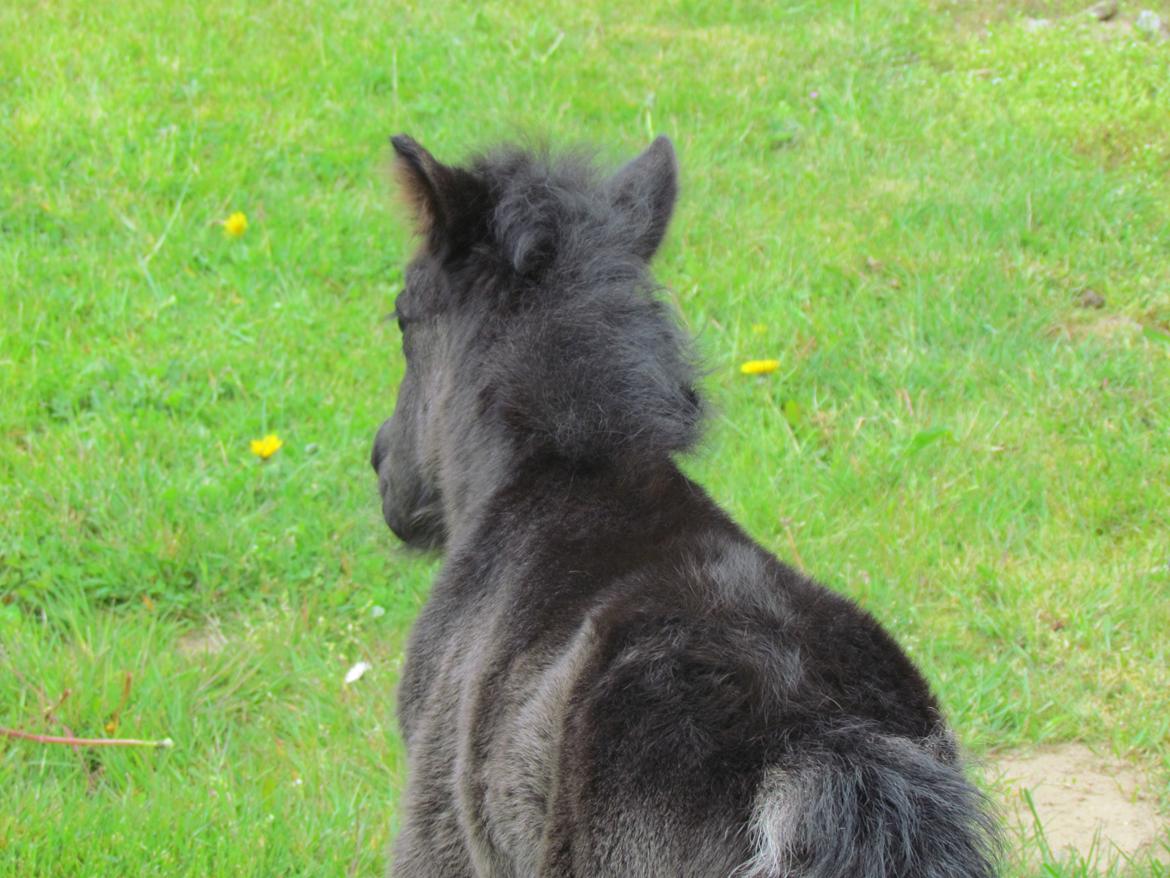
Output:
[737, 728, 1001, 878]
[479, 620, 599, 874]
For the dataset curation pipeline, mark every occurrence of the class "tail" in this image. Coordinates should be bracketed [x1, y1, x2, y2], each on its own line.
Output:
[737, 726, 1001, 878]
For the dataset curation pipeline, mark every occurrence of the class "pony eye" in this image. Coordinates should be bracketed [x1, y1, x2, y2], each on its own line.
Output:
[388, 305, 410, 328]
[391, 289, 411, 331]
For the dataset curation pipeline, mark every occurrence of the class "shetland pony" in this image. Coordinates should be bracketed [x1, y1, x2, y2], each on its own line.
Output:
[371, 135, 999, 877]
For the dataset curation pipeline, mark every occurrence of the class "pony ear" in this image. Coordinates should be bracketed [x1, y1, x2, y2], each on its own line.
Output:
[391, 134, 456, 235]
[607, 136, 678, 261]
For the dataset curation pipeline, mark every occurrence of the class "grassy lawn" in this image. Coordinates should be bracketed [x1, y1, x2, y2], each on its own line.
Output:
[2, 0, 1168, 874]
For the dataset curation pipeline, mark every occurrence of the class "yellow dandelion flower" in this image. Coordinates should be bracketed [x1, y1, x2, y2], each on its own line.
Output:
[250, 433, 283, 460]
[222, 211, 248, 238]
[740, 359, 780, 376]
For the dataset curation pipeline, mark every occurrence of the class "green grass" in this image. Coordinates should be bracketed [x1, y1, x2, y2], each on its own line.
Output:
[3, 0, 1169, 874]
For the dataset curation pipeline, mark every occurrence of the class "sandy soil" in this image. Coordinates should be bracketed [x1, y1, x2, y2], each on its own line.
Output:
[992, 743, 1168, 866]
[175, 625, 227, 658]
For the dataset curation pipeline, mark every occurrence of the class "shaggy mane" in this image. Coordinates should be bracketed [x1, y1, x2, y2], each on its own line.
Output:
[459, 146, 706, 467]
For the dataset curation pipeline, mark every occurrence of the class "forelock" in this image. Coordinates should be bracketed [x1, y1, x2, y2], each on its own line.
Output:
[470, 147, 638, 283]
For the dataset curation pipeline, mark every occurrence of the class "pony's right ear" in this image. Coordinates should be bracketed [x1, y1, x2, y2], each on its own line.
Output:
[391, 134, 455, 235]
[607, 136, 678, 261]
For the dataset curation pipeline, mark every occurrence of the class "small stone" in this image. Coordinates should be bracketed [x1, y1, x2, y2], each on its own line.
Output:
[1087, 0, 1119, 21]
[1135, 9, 1163, 36]
[1076, 288, 1106, 309]
[1023, 17, 1052, 32]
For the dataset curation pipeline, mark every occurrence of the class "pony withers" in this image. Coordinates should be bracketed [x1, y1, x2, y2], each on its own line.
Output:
[370, 135, 1000, 877]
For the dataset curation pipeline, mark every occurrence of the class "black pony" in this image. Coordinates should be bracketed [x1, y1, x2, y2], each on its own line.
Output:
[371, 135, 1000, 877]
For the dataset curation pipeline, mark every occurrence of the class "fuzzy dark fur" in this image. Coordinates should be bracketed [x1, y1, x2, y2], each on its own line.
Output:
[371, 135, 1001, 877]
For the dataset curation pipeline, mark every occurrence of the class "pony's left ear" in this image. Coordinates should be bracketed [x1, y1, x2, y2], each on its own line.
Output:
[391, 134, 457, 235]
[607, 136, 678, 261]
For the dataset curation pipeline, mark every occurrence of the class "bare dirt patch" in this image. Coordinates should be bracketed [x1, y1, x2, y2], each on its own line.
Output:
[175, 625, 227, 658]
[992, 743, 1168, 866]
[1047, 313, 1145, 342]
[933, 0, 1170, 38]
[934, 0, 1095, 33]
